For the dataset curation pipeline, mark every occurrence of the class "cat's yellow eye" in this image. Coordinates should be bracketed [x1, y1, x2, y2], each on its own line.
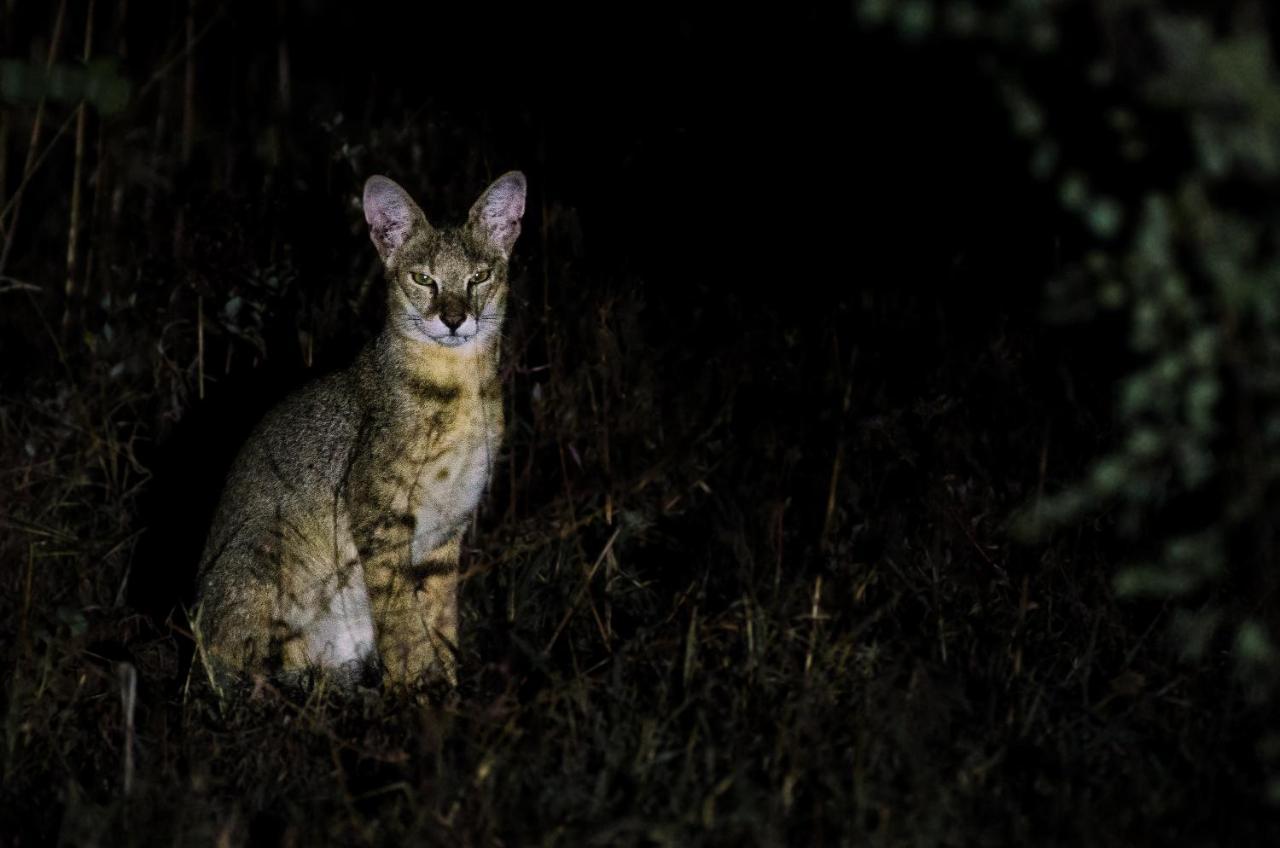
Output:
[411, 272, 437, 293]
[469, 269, 491, 286]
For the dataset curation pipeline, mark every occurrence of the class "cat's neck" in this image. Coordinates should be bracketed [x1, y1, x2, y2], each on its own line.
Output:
[364, 327, 499, 399]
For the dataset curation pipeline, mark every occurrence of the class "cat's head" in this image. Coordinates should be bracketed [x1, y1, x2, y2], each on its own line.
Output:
[363, 171, 526, 351]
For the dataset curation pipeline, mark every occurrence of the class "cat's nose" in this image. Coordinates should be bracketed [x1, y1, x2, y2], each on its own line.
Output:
[440, 311, 465, 332]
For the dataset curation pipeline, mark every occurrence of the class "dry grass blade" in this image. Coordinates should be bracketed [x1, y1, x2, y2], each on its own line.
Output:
[544, 526, 621, 655]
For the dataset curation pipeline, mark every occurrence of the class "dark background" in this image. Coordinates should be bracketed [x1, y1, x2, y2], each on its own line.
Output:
[2, 0, 1275, 844]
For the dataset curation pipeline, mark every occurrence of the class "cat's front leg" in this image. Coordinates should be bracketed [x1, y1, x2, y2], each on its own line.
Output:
[409, 534, 461, 687]
[360, 518, 459, 689]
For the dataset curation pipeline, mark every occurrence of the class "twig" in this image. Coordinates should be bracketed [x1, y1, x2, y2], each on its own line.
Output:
[197, 295, 205, 399]
[185, 602, 226, 705]
[181, 0, 195, 165]
[118, 662, 136, 796]
[0, 109, 78, 227]
[804, 574, 824, 684]
[0, 0, 69, 280]
[821, 348, 856, 550]
[1034, 418, 1051, 531]
[133, 5, 222, 104]
[0, 109, 8, 233]
[945, 504, 1000, 571]
[64, 0, 96, 341]
[0, 276, 40, 294]
[683, 605, 699, 687]
[83, 109, 106, 312]
[544, 526, 621, 655]
[19, 542, 34, 657]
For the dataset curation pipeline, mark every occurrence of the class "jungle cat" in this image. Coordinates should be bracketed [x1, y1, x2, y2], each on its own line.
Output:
[195, 171, 526, 690]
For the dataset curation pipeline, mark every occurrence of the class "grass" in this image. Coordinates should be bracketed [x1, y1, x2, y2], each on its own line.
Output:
[2, 199, 1273, 842]
[2, 3, 1279, 843]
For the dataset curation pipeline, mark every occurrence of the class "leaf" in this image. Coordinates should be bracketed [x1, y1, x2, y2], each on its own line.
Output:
[0, 57, 131, 115]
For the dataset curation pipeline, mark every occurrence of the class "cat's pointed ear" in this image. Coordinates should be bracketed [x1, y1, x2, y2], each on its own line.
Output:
[363, 175, 428, 261]
[467, 171, 527, 256]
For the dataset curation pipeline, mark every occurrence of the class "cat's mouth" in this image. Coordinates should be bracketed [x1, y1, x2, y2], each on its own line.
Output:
[432, 334, 473, 348]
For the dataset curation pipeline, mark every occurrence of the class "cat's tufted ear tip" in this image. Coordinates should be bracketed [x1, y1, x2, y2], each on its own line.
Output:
[363, 174, 396, 200]
[496, 171, 527, 193]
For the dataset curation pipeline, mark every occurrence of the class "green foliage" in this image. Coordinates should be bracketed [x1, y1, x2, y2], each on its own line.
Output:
[949, 1, 1280, 665]
[861, 0, 1280, 801]
[0, 58, 131, 115]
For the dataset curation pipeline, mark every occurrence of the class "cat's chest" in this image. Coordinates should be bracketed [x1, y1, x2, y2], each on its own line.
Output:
[407, 395, 500, 559]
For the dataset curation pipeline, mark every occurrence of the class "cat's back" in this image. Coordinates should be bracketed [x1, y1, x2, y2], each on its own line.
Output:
[203, 366, 364, 552]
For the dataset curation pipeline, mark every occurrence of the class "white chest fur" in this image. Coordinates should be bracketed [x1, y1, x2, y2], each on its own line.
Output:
[409, 394, 499, 562]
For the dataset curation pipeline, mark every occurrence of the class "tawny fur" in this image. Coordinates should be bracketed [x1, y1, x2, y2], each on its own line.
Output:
[195, 171, 526, 690]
